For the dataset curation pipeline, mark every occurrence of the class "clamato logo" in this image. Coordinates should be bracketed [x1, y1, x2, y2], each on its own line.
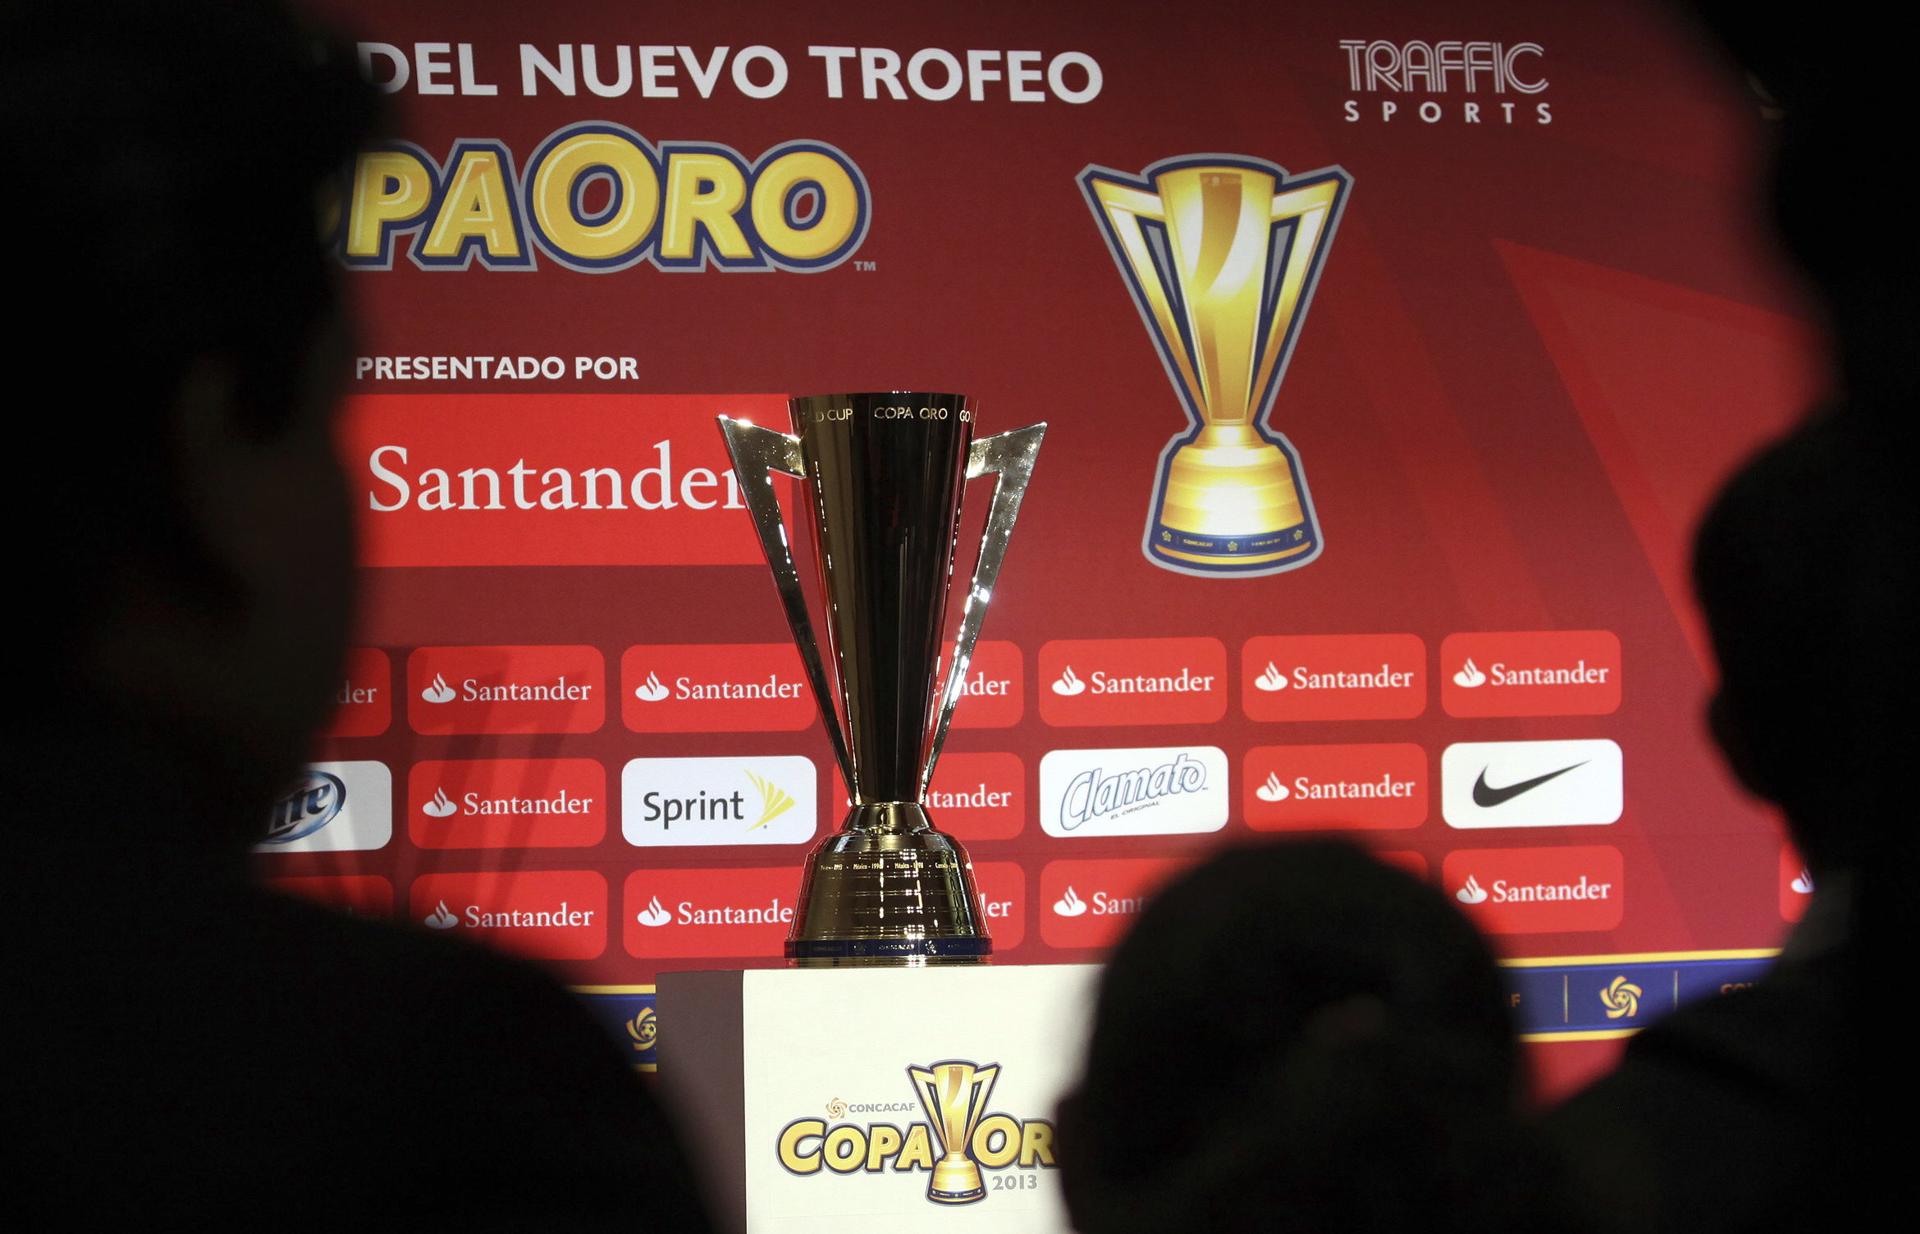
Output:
[1242, 744, 1427, 831]
[1038, 637, 1227, 726]
[257, 762, 392, 853]
[1441, 631, 1621, 717]
[1241, 634, 1426, 721]
[407, 759, 606, 849]
[1339, 39, 1551, 126]
[410, 870, 608, 959]
[267, 875, 395, 918]
[950, 640, 1023, 729]
[344, 394, 788, 567]
[1040, 858, 1183, 949]
[322, 648, 391, 738]
[1039, 746, 1228, 838]
[1442, 847, 1623, 934]
[408, 645, 606, 734]
[621, 642, 814, 733]
[775, 1060, 1055, 1207]
[1441, 740, 1623, 829]
[622, 755, 817, 847]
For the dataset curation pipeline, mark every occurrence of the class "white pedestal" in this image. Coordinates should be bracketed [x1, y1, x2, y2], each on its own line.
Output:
[658, 964, 1099, 1234]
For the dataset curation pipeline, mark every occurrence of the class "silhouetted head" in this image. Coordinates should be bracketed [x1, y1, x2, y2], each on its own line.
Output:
[1058, 842, 1540, 1234]
[4, 1, 379, 838]
[1694, 412, 1916, 876]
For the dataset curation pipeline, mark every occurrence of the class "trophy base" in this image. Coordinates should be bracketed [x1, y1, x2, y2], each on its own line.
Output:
[786, 805, 992, 968]
[1148, 424, 1319, 571]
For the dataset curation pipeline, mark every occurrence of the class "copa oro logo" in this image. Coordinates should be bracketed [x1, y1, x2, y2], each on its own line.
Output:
[334, 123, 870, 273]
[776, 1061, 1056, 1206]
[1600, 976, 1642, 1020]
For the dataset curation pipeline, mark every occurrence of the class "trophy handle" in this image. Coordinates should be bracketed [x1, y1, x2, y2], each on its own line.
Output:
[717, 416, 855, 789]
[922, 422, 1048, 797]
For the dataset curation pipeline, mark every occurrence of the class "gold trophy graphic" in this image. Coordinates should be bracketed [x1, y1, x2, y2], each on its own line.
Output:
[909, 1060, 1000, 1204]
[719, 395, 1044, 964]
[1080, 155, 1350, 575]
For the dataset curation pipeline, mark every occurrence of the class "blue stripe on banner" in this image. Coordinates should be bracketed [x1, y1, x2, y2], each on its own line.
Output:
[574, 990, 659, 1068]
[1502, 955, 1777, 1037]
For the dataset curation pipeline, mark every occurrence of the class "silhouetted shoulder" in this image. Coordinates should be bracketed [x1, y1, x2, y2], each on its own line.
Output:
[1544, 953, 1849, 1234]
[11, 879, 711, 1233]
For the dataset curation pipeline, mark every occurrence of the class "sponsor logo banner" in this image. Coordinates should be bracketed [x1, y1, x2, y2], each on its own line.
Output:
[1241, 633, 1426, 721]
[408, 644, 606, 734]
[837, 753, 1025, 841]
[1243, 743, 1427, 830]
[322, 647, 392, 738]
[622, 755, 818, 847]
[972, 861, 1026, 951]
[1441, 739, 1623, 829]
[622, 861, 1024, 960]
[1039, 746, 1229, 838]
[625, 866, 798, 960]
[951, 640, 1023, 730]
[622, 642, 814, 733]
[1443, 846, 1624, 934]
[267, 874, 395, 918]
[1441, 630, 1621, 717]
[345, 393, 787, 566]
[411, 869, 607, 960]
[407, 758, 607, 848]
[1037, 636, 1227, 727]
[1039, 857, 1185, 949]
[257, 761, 393, 853]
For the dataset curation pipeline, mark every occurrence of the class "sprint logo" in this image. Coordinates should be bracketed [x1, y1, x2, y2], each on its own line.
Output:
[622, 755, 817, 848]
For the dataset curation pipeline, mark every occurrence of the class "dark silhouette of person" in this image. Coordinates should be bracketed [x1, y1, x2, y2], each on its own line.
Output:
[1540, 409, 1903, 1232]
[1057, 842, 1568, 1234]
[1536, 8, 1913, 1228]
[2, 4, 712, 1229]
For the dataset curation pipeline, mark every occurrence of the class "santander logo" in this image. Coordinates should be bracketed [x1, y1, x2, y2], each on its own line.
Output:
[1039, 637, 1228, 727]
[620, 643, 813, 733]
[1441, 631, 1621, 718]
[636, 896, 674, 927]
[1240, 634, 1425, 722]
[409, 646, 607, 735]
[1051, 886, 1088, 917]
[423, 787, 458, 818]
[1255, 772, 1290, 802]
[1441, 847, 1623, 933]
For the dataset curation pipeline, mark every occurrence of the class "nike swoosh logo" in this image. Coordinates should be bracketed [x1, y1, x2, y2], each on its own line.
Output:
[1472, 761, 1588, 808]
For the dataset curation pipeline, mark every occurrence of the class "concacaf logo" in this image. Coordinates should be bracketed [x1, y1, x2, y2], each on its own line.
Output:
[776, 1061, 1056, 1206]
[329, 122, 869, 273]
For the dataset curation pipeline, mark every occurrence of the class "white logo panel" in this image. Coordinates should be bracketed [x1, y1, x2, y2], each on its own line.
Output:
[1039, 746, 1228, 838]
[622, 756, 817, 847]
[1441, 739, 1622, 829]
[258, 760, 393, 853]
